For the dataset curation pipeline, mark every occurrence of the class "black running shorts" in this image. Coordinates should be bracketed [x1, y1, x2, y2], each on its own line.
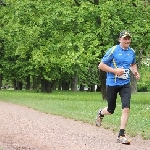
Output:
[106, 83, 131, 114]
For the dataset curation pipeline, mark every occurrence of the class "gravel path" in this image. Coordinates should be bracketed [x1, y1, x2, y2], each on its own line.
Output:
[0, 101, 149, 150]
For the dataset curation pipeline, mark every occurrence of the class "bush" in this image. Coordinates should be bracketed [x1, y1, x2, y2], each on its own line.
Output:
[137, 83, 149, 92]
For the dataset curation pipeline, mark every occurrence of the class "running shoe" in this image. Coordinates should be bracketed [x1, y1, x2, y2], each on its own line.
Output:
[95, 109, 104, 127]
[117, 136, 130, 145]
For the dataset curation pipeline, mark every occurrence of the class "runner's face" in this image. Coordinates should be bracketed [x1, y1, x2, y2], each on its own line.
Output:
[119, 36, 131, 49]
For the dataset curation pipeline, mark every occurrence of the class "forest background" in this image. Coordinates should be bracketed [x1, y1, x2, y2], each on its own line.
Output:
[0, 0, 150, 100]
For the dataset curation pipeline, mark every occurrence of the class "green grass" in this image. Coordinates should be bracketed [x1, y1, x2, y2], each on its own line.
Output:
[0, 90, 150, 140]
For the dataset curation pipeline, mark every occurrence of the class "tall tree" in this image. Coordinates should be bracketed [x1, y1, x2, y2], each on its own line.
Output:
[0, 0, 6, 89]
[1, 0, 150, 95]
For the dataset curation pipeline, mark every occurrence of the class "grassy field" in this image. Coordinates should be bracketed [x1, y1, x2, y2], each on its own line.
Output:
[0, 90, 149, 140]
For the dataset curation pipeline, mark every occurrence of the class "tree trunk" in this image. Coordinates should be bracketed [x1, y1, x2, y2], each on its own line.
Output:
[16, 81, 22, 90]
[41, 79, 46, 92]
[12, 79, 17, 90]
[0, 2, 6, 89]
[45, 80, 52, 93]
[130, 48, 143, 93]
[52, 81, 56, 90]
[13, 80, 22, 90]
[0, 39, 4, 90]
[32, 76, 40, 91]
[100, 70, 107, 100]
[88, 85, 91, 92]
[130, 72, 137, 93]
[71, 75, 78, 92]
[41, 79, 53, 93]
[90, 85, 95, 92]
[96, 85, 101, 92]
[62, 80, 69, 90]
[79, 84, 84, 91]
[0, 74, 2, 90]
[26, 75, 30, 90]
[58, 80, 62, 90]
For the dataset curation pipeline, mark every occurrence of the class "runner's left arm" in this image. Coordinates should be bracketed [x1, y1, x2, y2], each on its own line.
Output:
[130, 64, 140, 80]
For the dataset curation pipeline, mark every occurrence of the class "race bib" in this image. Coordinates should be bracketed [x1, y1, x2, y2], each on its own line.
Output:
[117, 69, 129, 79]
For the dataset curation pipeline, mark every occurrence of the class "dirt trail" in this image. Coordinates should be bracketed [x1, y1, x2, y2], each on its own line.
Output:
[0, 101, 149, 150]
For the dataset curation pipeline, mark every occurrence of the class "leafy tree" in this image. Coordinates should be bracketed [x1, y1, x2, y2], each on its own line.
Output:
[1, 0, 150, 97]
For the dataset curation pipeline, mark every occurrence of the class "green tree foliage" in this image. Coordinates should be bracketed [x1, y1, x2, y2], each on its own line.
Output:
[1, 0, 150, 92]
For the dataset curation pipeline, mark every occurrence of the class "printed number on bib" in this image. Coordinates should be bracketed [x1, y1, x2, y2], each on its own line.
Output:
[117, 69, 129, 79]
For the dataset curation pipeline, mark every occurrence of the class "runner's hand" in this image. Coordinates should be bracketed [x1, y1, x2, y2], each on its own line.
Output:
[134, 71, 140, 80]
[114, 68, 124, 76]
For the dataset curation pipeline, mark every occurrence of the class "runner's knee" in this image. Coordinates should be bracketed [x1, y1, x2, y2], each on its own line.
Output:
[107, 108, 115, 114]
[122, 104, 130, 109]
